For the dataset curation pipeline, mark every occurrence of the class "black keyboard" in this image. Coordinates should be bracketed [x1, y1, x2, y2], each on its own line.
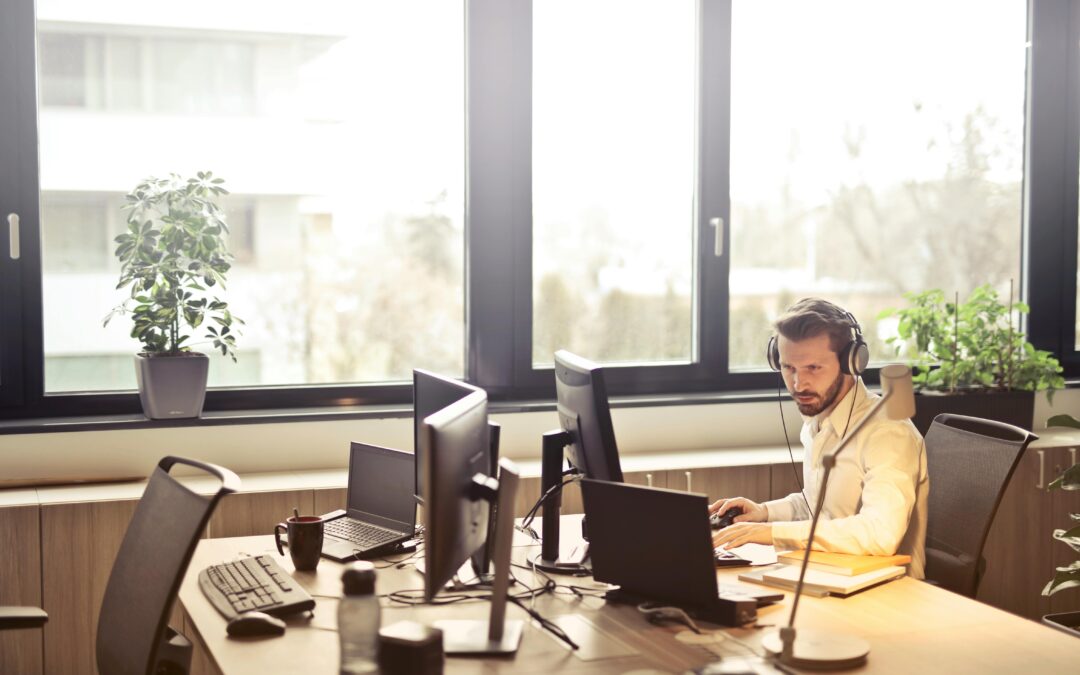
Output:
[198, 555, 316, 619]
[325, 518, 401, 548]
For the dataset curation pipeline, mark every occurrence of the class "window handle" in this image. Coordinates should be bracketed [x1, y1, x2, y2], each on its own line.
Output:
[710, 217, 724, 257]
[6, 213, 18, 260]
[1036, 450, 1046, 490]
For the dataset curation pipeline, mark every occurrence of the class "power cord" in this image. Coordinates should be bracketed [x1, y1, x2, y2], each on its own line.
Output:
[778, 376, 812, 515]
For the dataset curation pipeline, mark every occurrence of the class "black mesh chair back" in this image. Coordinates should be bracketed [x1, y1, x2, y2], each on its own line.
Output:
[96, 456, 239, 675]
[923, 413, 1036, 597]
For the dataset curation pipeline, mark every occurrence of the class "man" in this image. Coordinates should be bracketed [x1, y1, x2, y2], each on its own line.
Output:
[711, 298, 929, 578]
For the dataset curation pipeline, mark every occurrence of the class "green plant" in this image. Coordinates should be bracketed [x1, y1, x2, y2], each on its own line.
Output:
[878, 284, 1063, 398]
[105, 171, 242, 360]
[1042, 414, 1080, 597]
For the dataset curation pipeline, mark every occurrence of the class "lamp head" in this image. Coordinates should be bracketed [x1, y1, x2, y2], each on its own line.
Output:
[879, 364, 915, 420]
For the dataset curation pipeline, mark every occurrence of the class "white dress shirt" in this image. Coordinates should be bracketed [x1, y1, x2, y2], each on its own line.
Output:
[763, 379, 929, 579]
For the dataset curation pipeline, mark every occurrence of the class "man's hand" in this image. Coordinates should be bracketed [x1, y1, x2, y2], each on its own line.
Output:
[713, 522, 773, 549]
[708, 497, 768, 523]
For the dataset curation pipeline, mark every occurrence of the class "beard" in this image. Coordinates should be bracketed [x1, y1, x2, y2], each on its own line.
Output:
[792, 371, 846, 417]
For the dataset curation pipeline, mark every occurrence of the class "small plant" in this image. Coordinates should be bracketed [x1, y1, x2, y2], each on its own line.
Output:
[878, 284, 1063, 398]
[1043, 414, 1080, 598]
[105, 171, 242, 360]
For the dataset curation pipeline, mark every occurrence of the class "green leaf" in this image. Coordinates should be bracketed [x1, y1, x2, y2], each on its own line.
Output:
[1047, 414, 1080, 430]
[1043, 561, 1080, 596]
[1052, 524, 1080, 552]
[1048, 463, 1080, 491]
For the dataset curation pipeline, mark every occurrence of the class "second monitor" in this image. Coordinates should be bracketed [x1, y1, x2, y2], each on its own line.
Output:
[535, 350, 625, 572]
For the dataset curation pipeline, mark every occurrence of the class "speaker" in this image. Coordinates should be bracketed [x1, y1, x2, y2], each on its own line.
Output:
[767, 311, 868, 376]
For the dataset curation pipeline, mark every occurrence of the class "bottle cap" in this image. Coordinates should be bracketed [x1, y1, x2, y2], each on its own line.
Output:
[341, 560, 376, 595]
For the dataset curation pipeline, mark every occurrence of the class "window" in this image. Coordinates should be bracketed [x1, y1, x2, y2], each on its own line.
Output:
[729, 0, 1027, 368]
[532, 0, 697, 366]
[2, 0, 1079, 419]
[30, 1, 466, 400]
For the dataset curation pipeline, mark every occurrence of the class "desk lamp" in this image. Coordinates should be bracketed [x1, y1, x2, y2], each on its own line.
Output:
[761, 364, 915, 670]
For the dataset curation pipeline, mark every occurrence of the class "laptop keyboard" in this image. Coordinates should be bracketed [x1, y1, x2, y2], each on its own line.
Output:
[325, 518, 400, 548]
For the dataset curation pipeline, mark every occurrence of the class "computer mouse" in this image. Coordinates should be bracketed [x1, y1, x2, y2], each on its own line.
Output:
[710, 506, 743, 530]
[226, 611, 286, 637]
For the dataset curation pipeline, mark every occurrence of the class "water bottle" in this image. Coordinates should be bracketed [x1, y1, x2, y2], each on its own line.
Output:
[339, 561, 380, 675]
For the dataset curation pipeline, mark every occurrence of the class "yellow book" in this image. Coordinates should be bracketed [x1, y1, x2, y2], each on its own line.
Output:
[776, 550, 912, 577]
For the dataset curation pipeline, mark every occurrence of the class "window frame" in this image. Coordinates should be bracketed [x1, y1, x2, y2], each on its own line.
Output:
[2, 0, 1076, 422]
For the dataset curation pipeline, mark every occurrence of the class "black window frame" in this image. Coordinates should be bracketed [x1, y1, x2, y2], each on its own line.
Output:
[2, 0, 1077, 422]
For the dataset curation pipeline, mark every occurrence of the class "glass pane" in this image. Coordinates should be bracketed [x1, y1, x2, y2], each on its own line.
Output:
[532, 0, 696, 366]
[729, 0, 1026, 369]
[36, 2, 465, 392]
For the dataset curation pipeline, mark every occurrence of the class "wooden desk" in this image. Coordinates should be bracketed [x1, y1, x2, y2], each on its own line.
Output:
[178, 533, 1080, 674]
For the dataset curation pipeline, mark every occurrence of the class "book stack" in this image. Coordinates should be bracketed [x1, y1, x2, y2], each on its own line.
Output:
[738, 551, 910, 597]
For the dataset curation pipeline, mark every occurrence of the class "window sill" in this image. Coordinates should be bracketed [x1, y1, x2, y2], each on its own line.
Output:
[0, 388, 780, 436]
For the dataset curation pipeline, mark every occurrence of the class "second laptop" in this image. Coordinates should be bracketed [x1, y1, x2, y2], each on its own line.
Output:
[321, 442, 417, 561]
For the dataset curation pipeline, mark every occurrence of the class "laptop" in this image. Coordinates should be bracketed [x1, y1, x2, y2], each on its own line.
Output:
[580, 479, 782, 624]
[320, 442, 417, 562]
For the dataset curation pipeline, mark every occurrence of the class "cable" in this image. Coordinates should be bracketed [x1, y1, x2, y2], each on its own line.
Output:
[778, 375, 812, 514]
[519, 473, 581, 531]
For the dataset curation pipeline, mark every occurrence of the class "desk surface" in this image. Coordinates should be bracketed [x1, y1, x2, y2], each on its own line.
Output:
[178, 532, 1080, 674]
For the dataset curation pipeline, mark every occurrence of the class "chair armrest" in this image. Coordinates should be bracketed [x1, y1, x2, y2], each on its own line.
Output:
[0, 606, 48, 629]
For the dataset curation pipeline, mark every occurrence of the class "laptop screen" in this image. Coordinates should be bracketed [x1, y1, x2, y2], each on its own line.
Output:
[347, 442, 416, 531]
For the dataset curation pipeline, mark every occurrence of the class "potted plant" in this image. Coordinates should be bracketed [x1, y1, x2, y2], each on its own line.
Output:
[1041, 414, 1080, 638]
[878, 284, 1063, 435]
[104, 171, 243, 419]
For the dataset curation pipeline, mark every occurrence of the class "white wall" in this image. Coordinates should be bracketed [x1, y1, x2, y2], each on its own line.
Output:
[3, 386, 1077, 484]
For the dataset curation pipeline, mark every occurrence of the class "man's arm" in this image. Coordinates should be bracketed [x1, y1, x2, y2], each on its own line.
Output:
[771, 423, 924, 555]
[762, 489, 812, 522]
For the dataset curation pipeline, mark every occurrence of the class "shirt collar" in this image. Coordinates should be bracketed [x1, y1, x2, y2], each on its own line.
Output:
[816, 378, 867, 438]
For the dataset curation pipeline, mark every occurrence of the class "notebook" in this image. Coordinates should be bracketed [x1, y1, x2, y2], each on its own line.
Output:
[319, 442, 417, 562]
[776, 550, 912, 576]
[738, 563, 905, 597]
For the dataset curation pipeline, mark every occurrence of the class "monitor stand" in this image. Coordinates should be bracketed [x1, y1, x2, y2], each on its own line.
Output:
[434, 459, 524, 655]
[531, 430, 590, 574]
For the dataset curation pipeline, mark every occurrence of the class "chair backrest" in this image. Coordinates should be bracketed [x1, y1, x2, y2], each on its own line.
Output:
[96, 456, 239, 675]
[923, 413, 1036, 597]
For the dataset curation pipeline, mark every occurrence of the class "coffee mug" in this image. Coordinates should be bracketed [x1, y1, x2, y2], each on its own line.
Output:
[275, 515, 324, 571]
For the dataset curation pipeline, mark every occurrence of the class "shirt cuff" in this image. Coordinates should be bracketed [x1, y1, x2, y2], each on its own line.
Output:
[770, 520, 811, 552]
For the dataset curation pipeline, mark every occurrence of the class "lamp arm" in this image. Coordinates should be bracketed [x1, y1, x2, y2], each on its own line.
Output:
[784, 389, 892, 632]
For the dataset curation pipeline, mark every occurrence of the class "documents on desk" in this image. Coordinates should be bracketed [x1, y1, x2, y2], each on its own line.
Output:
[738, 563, 905, 597]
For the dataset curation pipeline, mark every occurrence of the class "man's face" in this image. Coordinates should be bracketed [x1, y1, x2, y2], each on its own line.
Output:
[777, 332, 851, 417]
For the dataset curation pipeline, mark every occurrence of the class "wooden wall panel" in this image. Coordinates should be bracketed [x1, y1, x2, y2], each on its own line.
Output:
[770, 461, 805, 501]
[207, 490, 313, 539]
[41, 499, 138, 675]
[312, 488, 347, 515]
[0, 504, 43, 675]
[665, 465, 771, 504]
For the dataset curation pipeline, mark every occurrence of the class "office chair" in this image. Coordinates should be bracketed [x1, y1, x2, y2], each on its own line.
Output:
[922, 413, 1036, 598]
[0, 456, 239, 675]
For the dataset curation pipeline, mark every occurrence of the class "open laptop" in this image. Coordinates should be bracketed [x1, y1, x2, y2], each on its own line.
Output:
[320, 442, 417, 562]
[580, 479, 782, 624]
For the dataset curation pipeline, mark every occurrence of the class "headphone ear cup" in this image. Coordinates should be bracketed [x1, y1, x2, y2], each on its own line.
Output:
[851, 339, 870, 376]
[766, 335, 780, 371]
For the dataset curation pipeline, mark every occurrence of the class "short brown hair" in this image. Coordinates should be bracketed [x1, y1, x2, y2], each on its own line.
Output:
[773, 298, 857, 355]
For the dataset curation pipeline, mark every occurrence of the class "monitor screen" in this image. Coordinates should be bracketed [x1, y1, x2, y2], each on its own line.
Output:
[554, 350, 624, 482]
[420, 390, 491, 601]
[346, 442, 416, 531]
[413, 369, 481, 502]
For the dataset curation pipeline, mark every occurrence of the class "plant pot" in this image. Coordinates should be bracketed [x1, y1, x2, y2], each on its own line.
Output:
[1042, 611, 1080, 639]
[134, 352, 209, 419]
[910, 389, 1035, 436]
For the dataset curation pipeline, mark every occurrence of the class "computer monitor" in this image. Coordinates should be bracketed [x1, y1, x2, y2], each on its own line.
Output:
[554, 350, 624, 482]
[534, 350, 625, 573]
[413, 369, 500, 579]
[412, 369, 480, 502]
[420, 390, 523, 654]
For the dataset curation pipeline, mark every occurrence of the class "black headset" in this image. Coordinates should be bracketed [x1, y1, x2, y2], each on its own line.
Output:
[766, 309, 869, 377]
